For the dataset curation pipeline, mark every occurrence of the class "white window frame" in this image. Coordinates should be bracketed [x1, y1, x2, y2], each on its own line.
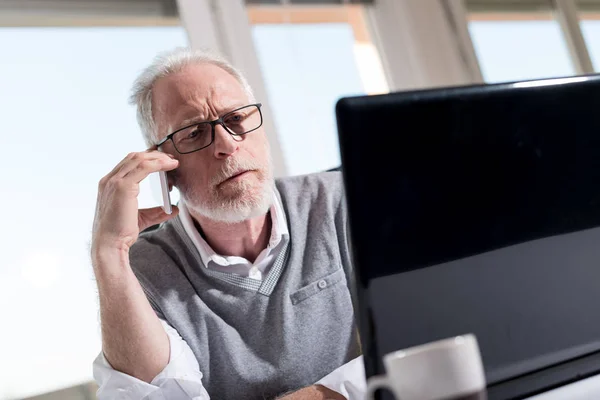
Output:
[0, 0, 179, 25]
[554, 0, 594, 74]
[465, 0, 595, 75]
[2, 0, 599, 173]
[176, 0, 289, 177]
[365, 0, 484, 91]
[365, 0, 597, 90]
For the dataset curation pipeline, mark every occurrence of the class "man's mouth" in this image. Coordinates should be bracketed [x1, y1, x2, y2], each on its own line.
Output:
[218, 169, 253, 186]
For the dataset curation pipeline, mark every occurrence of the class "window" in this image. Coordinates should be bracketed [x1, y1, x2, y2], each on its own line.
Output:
[247, 5, 387, 175]
[578, 1, 600, 71]
[468, 10, 576, 83]
[0, 26, 187, 399]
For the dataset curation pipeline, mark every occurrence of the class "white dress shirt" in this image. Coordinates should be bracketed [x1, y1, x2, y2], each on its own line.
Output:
[93, 192, 366, 399]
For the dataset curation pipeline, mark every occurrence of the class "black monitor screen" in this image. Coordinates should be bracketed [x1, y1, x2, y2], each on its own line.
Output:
[337, 76, 600, 399]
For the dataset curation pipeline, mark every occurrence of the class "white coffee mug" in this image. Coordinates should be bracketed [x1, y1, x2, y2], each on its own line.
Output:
[366, 334, 486, 400]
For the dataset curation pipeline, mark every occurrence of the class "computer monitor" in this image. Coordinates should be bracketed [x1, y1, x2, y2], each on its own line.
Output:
[336, 76, 600, 399]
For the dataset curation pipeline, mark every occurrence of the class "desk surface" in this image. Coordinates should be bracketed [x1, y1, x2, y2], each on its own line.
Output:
[527, 373, 600, 400]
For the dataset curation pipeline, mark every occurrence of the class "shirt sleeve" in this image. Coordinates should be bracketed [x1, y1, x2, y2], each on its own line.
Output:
[316, 356, 366, 400]
[93, 319, 210, 400]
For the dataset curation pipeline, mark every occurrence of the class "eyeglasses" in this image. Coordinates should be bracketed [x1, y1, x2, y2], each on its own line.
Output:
[157, 103, 263, 154]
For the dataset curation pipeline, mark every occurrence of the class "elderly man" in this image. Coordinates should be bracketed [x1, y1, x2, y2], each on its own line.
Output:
[91, 47, 363, 400]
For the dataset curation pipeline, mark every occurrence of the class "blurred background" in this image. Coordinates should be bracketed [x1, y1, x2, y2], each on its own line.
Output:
[1, 0, 599, 398]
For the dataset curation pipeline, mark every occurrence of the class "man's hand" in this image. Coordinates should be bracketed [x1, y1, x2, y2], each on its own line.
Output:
[278, 385, 347, 400]
[92, 150, 179, 255]
[91, 149, 180, 383]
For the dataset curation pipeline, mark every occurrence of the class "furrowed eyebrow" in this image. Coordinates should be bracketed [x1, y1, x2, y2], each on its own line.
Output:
[179, 116, 207, 127]
[176, 103, 247, 129]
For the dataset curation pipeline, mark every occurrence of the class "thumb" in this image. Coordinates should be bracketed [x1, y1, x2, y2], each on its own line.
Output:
[138, 205, 179, 232]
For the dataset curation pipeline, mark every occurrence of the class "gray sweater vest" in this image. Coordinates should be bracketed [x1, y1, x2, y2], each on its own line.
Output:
[130, 172, 361, 399]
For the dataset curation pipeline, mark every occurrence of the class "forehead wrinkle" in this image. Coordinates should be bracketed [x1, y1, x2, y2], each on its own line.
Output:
[207, 82, 248, 113]
[154, 68, 250, 136]
[175, 86, 246, 127]
[159, 88, 208, 134]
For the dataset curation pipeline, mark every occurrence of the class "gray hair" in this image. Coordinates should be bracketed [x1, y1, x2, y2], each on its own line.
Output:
[130, 47, 255, 146]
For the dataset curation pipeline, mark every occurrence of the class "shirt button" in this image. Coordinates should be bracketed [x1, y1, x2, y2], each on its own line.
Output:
[318, 279, 327, 289]
[249, 267, 262, 280]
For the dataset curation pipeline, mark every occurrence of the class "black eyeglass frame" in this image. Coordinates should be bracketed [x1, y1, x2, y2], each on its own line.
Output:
[156, 103, 263, 154]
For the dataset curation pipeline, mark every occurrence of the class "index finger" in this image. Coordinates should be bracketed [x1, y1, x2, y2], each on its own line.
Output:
[104, 150, 158, 181]
[145, 145, 168, 159]
[146, 145, 176, 159]
[124, 157, 179, 183]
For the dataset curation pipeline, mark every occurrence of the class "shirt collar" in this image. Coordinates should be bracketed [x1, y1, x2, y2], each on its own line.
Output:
[178, 188, 289, 267]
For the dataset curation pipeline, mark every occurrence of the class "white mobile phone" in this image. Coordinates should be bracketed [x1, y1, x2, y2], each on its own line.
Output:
[158, 170, 172, 214]
[150, 170, 172, 214]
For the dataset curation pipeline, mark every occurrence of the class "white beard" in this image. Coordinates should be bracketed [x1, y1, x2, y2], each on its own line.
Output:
[178, 153, 275, 224]
[183, 178, 274, 224]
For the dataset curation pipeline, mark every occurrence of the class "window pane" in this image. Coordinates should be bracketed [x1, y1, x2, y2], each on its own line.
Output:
[0, 26, 187, 399]
[246, 0, 369, 3]
[579, 13, 600, 71]
[249, 6, 387, 175]
[469, 14, 575, 83]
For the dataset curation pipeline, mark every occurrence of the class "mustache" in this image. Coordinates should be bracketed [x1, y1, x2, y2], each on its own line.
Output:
[210, 157, 265, 186]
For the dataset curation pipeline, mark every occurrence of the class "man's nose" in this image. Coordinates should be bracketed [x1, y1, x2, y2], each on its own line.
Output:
[212, 123, 239, 159]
